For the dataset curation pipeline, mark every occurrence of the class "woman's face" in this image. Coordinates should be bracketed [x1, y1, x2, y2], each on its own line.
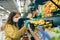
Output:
[13, 13, 21, 19]
[13, 13, 21, 22]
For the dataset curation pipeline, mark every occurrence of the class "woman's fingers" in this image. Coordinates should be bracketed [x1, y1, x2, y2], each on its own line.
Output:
[28, 24, 30, 29]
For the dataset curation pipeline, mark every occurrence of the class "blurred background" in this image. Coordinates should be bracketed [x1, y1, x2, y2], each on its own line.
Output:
[0, 0, 60, 40]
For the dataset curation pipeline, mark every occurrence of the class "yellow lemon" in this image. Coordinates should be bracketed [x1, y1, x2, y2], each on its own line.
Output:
[49, 24, 52, 27]
[39, 20, 45, 25]
[43, 25, 47, 28]
[58, 2, 60, 6]
[46, 22, 50, 24]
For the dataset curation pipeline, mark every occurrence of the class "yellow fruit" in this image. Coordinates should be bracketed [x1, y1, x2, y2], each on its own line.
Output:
[46, 22, 50, 24]
[39, 20, 45, 25]
[46, 14, 51, 17]
[49, 24, 52, 27]
[42, 16, 45, 18]
[49, 13, 52, 16]
[53, 0, 58, 4]
[43, 25, 47, 28]
[58, 2, 60, 6]
[50, 6, 57, 10]
[33, 21, 38, 24]
[34, 24, 37, 26]
[30, 21, 34, 23]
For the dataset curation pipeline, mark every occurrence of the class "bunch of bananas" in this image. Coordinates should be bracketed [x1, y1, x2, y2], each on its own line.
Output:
[30, 19, 53, 28]
[30, 19, 45, 25]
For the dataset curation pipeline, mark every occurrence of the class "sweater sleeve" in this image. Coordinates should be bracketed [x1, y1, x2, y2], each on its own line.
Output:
[18, 18, 30, 29]
[5, 24, 26, 39]
[21, 18, 30, 20]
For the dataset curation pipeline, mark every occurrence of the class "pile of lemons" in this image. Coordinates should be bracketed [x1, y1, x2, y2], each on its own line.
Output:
[30, 19, 45, 25]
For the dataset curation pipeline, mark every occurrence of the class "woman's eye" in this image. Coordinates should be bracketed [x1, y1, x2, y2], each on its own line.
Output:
[15, 17, 18, 18]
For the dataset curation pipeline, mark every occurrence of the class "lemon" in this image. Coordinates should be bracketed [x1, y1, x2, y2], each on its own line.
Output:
[46, 22, 50, 24]
[43, 25, 47, 28]
[58, 2, 60, 6]
[49, 24, 52, 26]
[39, 20, 45, 25]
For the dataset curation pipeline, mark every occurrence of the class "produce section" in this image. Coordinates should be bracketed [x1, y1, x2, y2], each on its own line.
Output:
[0, 0, 60, 40]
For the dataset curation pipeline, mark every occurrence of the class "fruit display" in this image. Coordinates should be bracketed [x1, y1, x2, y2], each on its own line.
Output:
[52, 0, 58, 4]
[50, 34, 60, 40]
[51, 28, 60, 33]
[33, 0, 59, 18]
[43, 1, 58, 17]
[29, 19, 60, 40]
[51, 37, 60, 40]
[30, 19, 53, 28]
[49, 2, 57, 12]
[52, 0, 60, 6]
[58, 2, 60, 6]
[45, 27, 60, 40]
[38, 19, 45, 25]
[30, 19, 45, 25]
[50, 29, 60, 40]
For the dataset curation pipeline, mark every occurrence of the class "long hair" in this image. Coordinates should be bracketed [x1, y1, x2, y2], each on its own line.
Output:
[6, 11, 20, 26]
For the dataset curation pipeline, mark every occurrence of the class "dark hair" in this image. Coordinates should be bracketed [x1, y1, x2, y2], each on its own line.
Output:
[6, 11, 21, 26]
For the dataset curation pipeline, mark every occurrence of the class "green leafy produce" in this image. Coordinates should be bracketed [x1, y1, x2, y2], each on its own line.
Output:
[51, 37, 55, 40]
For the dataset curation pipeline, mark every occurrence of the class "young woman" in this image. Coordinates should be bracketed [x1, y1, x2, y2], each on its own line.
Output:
[4, 12, 26, 40]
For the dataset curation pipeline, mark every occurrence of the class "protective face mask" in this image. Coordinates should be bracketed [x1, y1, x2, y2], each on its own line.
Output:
[13, 17, 20, 22]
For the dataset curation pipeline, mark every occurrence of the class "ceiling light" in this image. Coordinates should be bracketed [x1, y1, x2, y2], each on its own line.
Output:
[6, 10, 10, 13]
[0, 6, 4, 9]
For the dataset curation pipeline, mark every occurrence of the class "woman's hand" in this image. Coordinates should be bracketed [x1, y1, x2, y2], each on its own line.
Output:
[28, 24, 32, 31]
[27, 24, 39, 40]
[30, 18, 33, 20]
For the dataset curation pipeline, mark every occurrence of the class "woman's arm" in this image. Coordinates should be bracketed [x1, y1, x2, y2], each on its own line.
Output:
[28, 24, 39, 40]
[21, 18, 30, 20]
[5, 24, 26, 39]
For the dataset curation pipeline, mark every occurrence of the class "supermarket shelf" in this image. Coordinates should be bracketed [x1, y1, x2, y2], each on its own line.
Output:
[43, 16, 60, 27]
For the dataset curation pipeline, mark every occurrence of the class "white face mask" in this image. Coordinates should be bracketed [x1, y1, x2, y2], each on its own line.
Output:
[13, 17, 20, 22]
